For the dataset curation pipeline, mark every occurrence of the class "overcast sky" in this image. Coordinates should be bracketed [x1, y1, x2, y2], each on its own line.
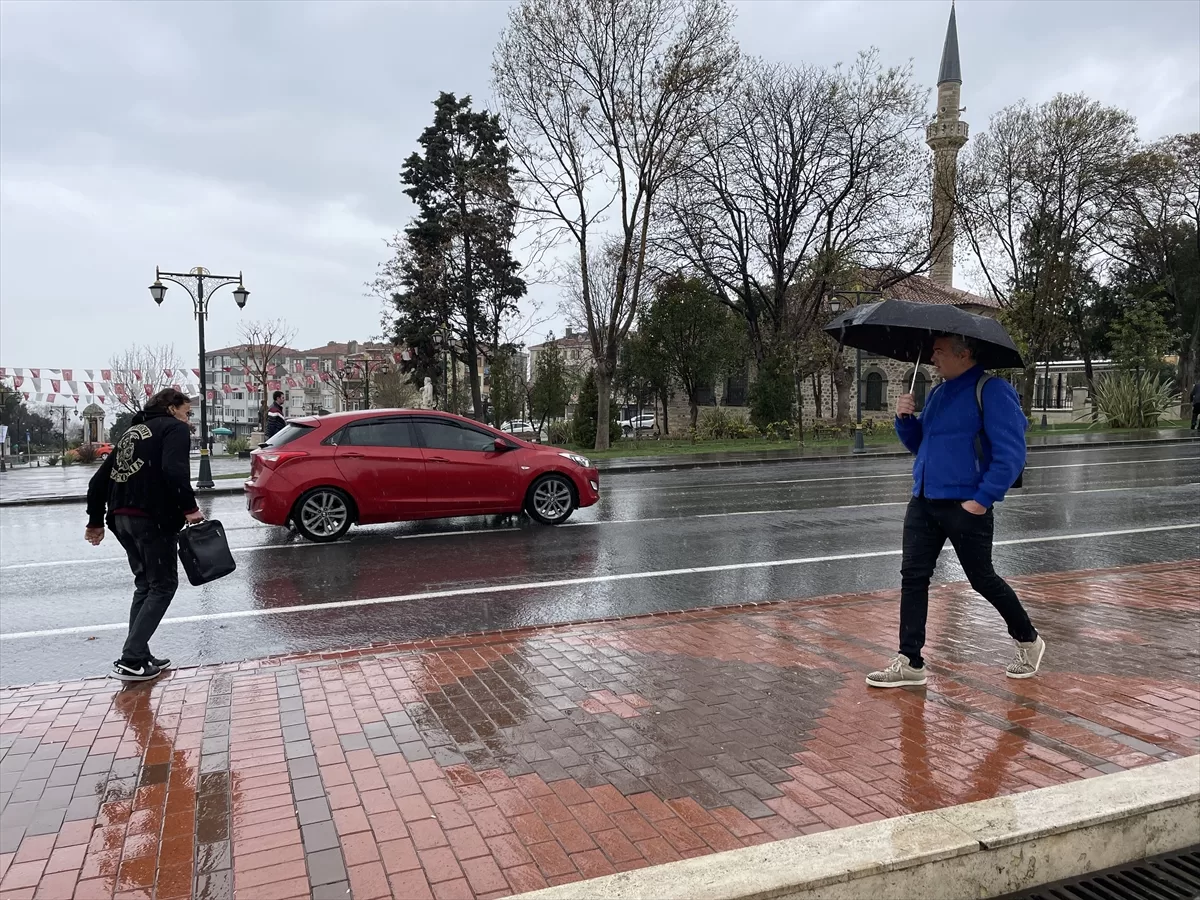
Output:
[1, 0, 1197, 373]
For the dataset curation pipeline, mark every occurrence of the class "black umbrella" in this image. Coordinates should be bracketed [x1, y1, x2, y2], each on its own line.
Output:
[823, 298, 1024, 372]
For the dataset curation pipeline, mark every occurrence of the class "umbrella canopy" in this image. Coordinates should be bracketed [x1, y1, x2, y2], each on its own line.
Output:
[823, 298, 1024, 370]
[212, 427, 234, 436]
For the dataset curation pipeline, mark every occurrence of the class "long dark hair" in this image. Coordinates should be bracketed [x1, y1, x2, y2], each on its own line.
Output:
[146, 388, 191, 411]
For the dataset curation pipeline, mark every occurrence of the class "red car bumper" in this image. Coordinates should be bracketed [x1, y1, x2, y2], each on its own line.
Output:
[576, 467, 600, 508]
[244, 480, 295, 526]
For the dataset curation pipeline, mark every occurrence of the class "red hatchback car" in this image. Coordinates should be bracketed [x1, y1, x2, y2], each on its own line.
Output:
[244, 409, 600, 542]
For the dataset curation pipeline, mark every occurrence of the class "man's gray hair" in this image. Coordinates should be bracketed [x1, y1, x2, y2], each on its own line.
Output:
[944, 334, 977, 358]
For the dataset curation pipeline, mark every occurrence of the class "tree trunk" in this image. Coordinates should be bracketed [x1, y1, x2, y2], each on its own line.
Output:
[689, 398, 699, 434]
[1082, 350, 1097, 422]
[659, 388, 670, 436]
[1020, 363, 1037, 417]
[832, 355, 851, 425]
[465, 327, 483, 422]
[810, 372, 823, 420]
[1181, 320, 1199, 421]
[595, 369, 612, 451]
[793, 369, 806, 442]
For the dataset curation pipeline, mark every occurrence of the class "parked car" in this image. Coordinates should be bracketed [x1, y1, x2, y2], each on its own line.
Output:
[245, 409, 601, 542]
[500, 420, 542, 442]
[91, 442, 114, 460]
[621, 414, 658, 438]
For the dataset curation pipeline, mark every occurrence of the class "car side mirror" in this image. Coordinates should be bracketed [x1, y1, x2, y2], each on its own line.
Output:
[495, 438, 516, 452]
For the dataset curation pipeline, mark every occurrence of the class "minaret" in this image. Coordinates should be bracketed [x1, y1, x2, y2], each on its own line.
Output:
[926, 2, 968, 287]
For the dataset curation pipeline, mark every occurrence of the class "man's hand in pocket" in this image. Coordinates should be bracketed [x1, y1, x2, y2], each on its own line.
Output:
[961, 500, 988, 516]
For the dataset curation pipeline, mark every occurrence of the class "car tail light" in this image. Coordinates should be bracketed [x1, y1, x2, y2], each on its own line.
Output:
[259, 450, 308, 470]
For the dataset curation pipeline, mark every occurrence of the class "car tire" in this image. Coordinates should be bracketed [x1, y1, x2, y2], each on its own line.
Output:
[292, 487, 354, 542]
[525, 474, 577, 525]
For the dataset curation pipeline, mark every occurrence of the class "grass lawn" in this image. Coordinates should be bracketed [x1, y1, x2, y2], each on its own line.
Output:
[214, 472, 249, 480]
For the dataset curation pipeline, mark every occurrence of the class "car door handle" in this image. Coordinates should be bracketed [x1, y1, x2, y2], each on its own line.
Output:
[427, 456, 449, 463]
[341, 452, 365, 459]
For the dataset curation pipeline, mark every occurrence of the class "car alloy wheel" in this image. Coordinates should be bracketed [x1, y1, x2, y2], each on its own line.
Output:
[527, 475, 575, 525]
[295, 488, 352, 542]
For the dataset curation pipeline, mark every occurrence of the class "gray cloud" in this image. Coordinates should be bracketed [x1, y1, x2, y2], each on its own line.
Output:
[2, 0, 1197, 371]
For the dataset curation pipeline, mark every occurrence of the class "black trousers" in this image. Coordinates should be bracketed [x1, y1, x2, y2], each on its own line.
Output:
[899, 497, 1037, 668]
[111, 515, 179, 664]
[1191, 403, 1200, 429]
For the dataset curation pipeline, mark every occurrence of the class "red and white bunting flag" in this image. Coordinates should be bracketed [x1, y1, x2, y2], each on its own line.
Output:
[192, 369, 200, 378]
[63, 369, 73, 380]
[309, 361, 318, 372]
[268, 380, 281, 391]
[85, 369, 94, 380]
[85, 381, 94, 392]
[320, 372, 330, 382]
[13, 376, 23, 389]
[30, 368, 40, 378]
[98, 394, 105, 404]
[133, 369, 142, 382]
[267, 364, 276, 376]
[393, 352, 403, 364]
[171, 384, 181, 393]
[245, 382, 255, 392]
[243, 366, 251, 376]
[223, 384, 233, 395]
[335, 359, 345, 371]
[101, 369, 112, 381]
[0, 367, 5, 377]
[144, 384, 154, 398]
[23, 392, 30, 401]
[72, 394, 79, 402]
[163, 369, 173, 378]
[206, 390, 215, 401]
[286, 377, 297, 388]
[47, 393, 56, 403]
[305, 375, 315, 387]
[51, 379, 61, 392]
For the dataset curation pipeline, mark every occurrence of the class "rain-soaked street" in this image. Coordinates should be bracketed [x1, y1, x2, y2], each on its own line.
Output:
[1, 441, 1198, 685]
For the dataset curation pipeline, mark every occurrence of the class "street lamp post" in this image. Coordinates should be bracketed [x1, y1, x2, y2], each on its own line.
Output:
[1040, 357, 1051, 429]
[828, 288, 883, 455]
[149, 266, 249, 489]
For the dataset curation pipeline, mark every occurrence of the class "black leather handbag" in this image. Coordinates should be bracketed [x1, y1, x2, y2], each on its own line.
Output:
[177, 520, 237, 586]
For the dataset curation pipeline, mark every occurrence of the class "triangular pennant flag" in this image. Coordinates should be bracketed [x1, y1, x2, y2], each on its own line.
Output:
[63, 369, 73, 380]
[30, 368, 40, 378]
[85, 381, 94, 392]
[133, 369, 142, 382]
[51, 379, 61, 392]
[101, 369, 112, 381]
[13, 376, 23, 389]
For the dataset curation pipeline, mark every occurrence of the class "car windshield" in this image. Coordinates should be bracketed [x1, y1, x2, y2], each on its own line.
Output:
[263, 423, 313, 448]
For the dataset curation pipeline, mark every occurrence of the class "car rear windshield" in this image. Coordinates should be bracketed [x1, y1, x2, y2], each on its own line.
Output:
[263, 423, 313, 448]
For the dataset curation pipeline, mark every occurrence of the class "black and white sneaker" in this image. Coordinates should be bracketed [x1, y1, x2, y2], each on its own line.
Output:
[109, 660, 162, 682]
[149, 656, 172, 670]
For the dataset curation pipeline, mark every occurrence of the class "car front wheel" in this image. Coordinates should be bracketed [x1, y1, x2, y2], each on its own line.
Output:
[526, 474, 577, 525]
[293, 487, 353, 542]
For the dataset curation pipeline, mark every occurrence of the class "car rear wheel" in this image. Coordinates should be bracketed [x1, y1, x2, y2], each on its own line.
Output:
[293, 487, 353, 542]
[526, 474, 576, 525]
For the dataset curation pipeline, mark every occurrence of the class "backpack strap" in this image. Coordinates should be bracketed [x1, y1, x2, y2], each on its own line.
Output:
[973, 373, 993, 463]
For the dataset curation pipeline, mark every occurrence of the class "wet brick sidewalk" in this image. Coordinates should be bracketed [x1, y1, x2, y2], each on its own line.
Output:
[1, 561, 1197, 899]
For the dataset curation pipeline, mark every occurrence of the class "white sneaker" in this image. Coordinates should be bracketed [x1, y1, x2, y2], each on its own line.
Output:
[1006, 636, 1046, 679]
[866, 654, 927, 688]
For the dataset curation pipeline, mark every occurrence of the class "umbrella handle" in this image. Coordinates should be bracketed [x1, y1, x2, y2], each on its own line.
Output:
[899, 349, 922, 419]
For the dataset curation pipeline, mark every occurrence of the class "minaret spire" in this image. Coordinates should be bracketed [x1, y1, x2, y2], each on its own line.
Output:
[926, 2, 969, 287]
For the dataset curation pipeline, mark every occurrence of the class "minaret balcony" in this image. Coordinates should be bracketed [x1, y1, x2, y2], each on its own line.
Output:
[926, 119, 969, 146]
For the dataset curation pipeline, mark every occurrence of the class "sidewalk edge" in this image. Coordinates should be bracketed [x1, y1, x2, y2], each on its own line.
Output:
[510, 756, 1200, 900]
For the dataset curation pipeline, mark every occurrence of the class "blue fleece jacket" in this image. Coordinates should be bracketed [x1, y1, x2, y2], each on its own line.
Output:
[895, 365, 1027, 508]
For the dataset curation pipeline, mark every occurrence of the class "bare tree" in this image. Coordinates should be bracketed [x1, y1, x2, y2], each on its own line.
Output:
[958, 93, 1138, 413]
[494, 0, 738, 449]
[1099, 133, 1200, 405]
[107, 344, 186, 414]
[237, 319, 298, 430]
[656, 53, 938, 364]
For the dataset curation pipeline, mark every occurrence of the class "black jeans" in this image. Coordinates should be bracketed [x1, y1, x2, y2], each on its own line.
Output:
[899, 497, 1037, 668]
[1191, 403, 1200, 430]
[111, 515, 179, 664]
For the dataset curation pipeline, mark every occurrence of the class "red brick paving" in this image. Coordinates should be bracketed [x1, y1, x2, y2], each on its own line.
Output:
[1, 561, 1198, 899]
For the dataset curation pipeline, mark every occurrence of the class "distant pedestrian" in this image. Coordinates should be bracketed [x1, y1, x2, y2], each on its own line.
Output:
[85, 389, 203, 682]
[266, 391, 287, 439]
[867, 335, 1045, 688]
[1190, 381, 1200, 431]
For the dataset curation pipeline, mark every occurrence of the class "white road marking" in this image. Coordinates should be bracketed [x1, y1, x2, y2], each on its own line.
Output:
[1, 522, 1196, 641]
[397, 528, 521, 540]
[603, 456, 1200, 493]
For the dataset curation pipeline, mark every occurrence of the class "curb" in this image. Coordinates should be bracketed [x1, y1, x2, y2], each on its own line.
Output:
[2, 435, 1196, 507]
[512, 756, 1200, 900]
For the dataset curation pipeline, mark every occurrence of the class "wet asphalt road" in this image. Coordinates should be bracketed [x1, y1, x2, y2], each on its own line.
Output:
[1, 443, 1198, 685]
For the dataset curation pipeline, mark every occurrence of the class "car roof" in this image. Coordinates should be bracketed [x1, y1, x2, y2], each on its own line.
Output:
[289, 409, 502, 431]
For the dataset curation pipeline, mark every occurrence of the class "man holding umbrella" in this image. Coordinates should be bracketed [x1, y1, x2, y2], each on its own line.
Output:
[824, 299, 1045, 687]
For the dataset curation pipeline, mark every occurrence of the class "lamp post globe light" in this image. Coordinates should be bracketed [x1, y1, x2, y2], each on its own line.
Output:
[149, 266, 250, 489]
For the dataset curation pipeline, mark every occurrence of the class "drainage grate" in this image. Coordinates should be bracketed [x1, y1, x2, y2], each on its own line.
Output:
[1000, 845, 1200, 900]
